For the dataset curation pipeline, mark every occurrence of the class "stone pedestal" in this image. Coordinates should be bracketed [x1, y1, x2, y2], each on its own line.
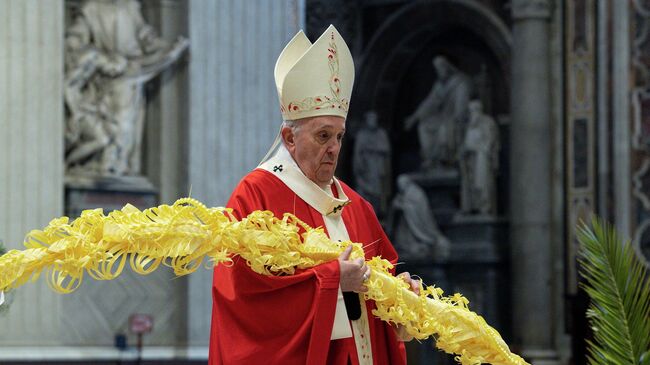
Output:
[445, 216, 509, 329]
[61, 181, 185, 349]
[412, 168, 461, 224]
[65, 177, 158, 218]
[394, 169, 509, 364]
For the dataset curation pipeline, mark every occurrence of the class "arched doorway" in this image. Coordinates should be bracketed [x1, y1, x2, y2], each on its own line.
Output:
[343, 2, 513, 363]
[345, 0, 511, 209]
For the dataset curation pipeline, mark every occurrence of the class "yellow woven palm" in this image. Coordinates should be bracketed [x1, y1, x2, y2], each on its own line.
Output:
[0, 198, 528, 365]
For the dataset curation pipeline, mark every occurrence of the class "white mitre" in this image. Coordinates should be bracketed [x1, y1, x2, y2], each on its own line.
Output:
[274, 24, 354, 121]
[259, 25, 355, 164]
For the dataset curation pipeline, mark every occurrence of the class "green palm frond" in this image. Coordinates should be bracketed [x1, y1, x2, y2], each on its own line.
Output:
[577, 218, 650, 365]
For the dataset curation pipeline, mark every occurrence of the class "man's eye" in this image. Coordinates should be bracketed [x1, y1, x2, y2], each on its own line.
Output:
[319, 132, 329, 140]
[337, 134, 344, 142]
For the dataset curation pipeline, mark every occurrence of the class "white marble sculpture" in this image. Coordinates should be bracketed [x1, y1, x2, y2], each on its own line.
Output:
[353, 111, 391, 214]
[387, 174, 450, 261]
[64, 0, 189, 179]
[405, 56, 472, 170]
[459, 100, 500, 215]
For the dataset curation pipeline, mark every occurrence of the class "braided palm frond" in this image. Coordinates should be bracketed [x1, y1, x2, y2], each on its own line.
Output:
[577, 218, 650, 365]
[0, 198, 528, 365]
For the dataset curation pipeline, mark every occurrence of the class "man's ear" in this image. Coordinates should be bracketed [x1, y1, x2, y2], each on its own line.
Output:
[281, 126, 296, 152]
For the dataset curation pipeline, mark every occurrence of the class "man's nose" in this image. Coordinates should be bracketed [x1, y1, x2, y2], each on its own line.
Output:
[327, 139, 341, 154]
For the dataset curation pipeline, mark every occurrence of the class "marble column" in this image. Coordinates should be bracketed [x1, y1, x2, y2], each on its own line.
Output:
[510, 0, 559, 364]
[612, 1, 631, 238]
[0, 0, 65, 351]
[186, 0, 304, 354]
[143, 0, 190, 205]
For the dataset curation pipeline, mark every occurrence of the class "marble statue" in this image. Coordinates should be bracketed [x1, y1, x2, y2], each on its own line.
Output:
[387, 174, 450, 261]
[64, 0, 189, 178]
[353, 110, 391, 215]
[405, 56, 472, 170]
[459, 100, 500, 215]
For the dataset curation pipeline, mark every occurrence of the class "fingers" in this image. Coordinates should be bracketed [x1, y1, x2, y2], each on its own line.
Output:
[356, 264, 371, 293]
[338, 247, 373, 293]
[411, 280, 421, 295]
[338, 245, 353, 261]
[397, 272, 421, 295]
[362, 264, 371, 280]
[356, 259, 370, 281]
[397, 272, 411, 281]
[339, 256, 371, 293]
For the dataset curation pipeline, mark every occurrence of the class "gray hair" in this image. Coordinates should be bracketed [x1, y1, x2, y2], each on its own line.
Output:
[282, 120, 302, 134]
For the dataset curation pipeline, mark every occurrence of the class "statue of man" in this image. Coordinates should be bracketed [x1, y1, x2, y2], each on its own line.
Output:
[386, 174, 450, 262]
[459, 100, 500, 215]
[64, 19, 126, 171]
[405, 56, 472, 170]
[64, 0, 188, 177]
[352, 111, 391, 215]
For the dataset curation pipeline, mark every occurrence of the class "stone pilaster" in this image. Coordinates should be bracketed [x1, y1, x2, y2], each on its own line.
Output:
[510, 0, 559, 363]
[142, 0, 190, 205]
[0, 0, 64, 349]
[186, 0, 303, 350]
[612, 1, 631, 238]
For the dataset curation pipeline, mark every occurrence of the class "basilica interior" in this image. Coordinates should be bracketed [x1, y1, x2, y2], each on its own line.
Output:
[0, 1, 648, 364]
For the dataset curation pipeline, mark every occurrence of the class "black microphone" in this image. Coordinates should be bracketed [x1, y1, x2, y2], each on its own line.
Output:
[343, 291, 361, 320]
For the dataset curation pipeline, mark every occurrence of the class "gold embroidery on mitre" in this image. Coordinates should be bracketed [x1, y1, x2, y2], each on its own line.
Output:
[280, 32, 350, 116]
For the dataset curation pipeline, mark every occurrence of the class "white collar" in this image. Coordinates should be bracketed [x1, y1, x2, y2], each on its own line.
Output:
[258, 145, 350, 217]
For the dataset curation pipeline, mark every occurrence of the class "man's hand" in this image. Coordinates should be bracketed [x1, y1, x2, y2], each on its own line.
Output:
[338, 246, 370, 293]
[397, 271, 421, 295]
[393, 272, 421, 342]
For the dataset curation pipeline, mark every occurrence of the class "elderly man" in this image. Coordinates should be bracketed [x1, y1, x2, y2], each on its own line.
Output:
[209, 25, 416, 365]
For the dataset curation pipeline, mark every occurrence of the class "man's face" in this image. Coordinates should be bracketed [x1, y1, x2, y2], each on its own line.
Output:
[283, 115, 346, 187]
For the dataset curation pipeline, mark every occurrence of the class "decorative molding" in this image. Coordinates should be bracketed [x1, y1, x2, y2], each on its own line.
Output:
[632, 218, 650, 268]
[564, 0, 596, 295]
[632, 88, 650, 151]
[634, 158, 650, 210]
[0, 346, 208, 361]
[567, 196, 593, 293]
[632, 0, 650, 250]
[59, 269, 183, 346]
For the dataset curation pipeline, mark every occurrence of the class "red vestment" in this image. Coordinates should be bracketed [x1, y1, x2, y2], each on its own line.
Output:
[209, 169, 407, 364]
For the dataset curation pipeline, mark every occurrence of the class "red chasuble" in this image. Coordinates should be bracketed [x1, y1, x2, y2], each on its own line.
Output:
[209, 169, 407, 365]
